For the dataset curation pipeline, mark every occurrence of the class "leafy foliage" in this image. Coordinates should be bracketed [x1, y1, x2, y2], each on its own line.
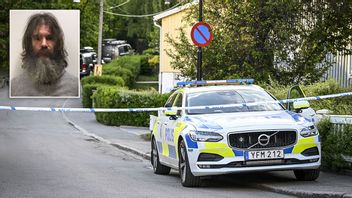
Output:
[81, 75, 125, 108]
[318, 118, 352, 171]
[81, 75, 125, 87]
[93, 86, 170, 126]
[167, 0, 352, 85]
[262, 79, 352, 115]
[102, 55, 145, 87]
[103, 0, 178, 52]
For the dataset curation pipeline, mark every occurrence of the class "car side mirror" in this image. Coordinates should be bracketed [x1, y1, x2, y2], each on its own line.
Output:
[165, 109, 177, 116]
[293, 101, 310, 113]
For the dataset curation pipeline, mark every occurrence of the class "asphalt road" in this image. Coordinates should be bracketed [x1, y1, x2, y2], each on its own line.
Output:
[0, 87, 292, 198]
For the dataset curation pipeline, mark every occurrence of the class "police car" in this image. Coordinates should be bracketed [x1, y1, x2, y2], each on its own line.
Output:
[150, 79, 321, 187]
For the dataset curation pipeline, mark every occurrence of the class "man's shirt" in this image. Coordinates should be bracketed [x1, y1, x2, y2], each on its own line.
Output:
[11, 70, 79, 97]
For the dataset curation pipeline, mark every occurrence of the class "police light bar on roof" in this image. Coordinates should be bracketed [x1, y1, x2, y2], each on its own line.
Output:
[176, 79, 255, 87]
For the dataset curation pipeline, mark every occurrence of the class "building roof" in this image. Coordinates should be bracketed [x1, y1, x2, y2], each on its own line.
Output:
[153, 0, 198, 21]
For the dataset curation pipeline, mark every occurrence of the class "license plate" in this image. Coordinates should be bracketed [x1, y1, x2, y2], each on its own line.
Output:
[246, 150, 284, 160]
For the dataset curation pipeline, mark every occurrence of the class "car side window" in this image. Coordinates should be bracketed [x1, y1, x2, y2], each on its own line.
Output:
[174, 93, 183, 116]
[165, 93, 177, 107]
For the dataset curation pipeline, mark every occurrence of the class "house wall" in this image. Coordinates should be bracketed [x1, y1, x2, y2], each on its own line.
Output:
[158, 10, 193, 93]
[160, 11, 192, 73]
[320, 52, 352, 88]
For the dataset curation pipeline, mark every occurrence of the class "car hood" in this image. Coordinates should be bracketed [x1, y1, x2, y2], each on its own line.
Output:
[184, 110, 312, 132]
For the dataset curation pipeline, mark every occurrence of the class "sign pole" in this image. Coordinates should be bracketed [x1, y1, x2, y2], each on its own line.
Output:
[197, 0, 203, 81]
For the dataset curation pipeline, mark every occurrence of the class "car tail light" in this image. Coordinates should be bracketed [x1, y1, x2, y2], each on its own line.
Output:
[82, 63, 87, 70]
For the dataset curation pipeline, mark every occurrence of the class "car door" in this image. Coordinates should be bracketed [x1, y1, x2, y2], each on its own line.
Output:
[157, 93, 178, 163]
[163, 93, 183, 165]
[287, 85, 318, 123]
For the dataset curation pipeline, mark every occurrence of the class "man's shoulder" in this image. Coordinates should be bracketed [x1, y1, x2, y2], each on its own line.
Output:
[10, 72, 37, 96]
[56, 71, 79, 97]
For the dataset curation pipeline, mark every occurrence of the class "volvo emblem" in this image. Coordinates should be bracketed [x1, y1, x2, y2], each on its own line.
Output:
[258, 134, 270, 146]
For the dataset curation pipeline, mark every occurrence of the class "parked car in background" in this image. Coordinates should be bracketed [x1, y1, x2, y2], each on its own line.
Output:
[80, 46, 97, 65]
[102, 39, 134, 63]
[80, 53, 95, 78]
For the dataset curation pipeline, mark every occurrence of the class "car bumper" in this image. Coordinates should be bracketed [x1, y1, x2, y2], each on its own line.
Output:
[185, 135, 321, 177]
[191, 161, 320, 176]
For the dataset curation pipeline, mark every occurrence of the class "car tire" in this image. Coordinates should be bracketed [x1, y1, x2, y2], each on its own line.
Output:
[178, 139, 201, 187]
[294, 168, 320, 181]
[151, 138, 171, 175]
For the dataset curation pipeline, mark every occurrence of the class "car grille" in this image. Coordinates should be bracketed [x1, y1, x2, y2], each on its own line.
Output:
[228, 130, 297, 150]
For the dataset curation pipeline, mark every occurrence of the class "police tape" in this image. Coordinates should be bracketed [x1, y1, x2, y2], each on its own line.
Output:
[0, 91, 351, 113]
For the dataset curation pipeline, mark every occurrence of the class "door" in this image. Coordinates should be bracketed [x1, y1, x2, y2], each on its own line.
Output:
[287, 85, 318, 123]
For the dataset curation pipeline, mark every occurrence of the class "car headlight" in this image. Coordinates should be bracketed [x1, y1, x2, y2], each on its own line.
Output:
[189, 131, 223, 142]
[300, 125, 318, 137]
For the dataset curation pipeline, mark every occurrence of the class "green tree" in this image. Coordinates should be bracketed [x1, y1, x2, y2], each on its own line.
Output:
[103, 0, 178, 52]
[166, 0, 352, 85]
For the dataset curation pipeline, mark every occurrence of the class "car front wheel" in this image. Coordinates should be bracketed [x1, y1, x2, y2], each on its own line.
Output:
[178, 139, 201, 187]
[294, 168, 320, 181]
[151, 138, 170, 175]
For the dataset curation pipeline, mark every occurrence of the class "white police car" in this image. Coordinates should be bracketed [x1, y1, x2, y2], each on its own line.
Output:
[150, 79, 321, 187]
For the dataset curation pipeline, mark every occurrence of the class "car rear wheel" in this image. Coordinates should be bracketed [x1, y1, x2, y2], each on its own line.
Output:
[151, 138, 170, 175]
[178, 140, 201, 187]
[294, 168, 320, 181]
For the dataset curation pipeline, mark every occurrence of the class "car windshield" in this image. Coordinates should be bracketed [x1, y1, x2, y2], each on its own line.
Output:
[186, 89, 283, 114]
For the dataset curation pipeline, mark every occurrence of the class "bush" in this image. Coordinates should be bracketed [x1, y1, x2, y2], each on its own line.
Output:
[103, 55, 143, 87]
[81, 75, 125, 87]
[81, 76, 125, 108]
[261, 79, 352, 115]
[318, 118, 352, 171]
[142, 48, 159, 55]
[82, 84, 116, 108]
[92, 87, 170, 127]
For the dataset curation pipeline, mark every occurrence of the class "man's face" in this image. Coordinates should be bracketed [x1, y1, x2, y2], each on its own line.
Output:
[31, 24, 56, 57]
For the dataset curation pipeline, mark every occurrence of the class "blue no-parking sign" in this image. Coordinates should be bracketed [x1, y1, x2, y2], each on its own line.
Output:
[191, 22, 213, 47]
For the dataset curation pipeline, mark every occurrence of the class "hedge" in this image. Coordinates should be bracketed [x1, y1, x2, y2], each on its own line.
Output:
[318, 119, 352, 171]
[81, 75, 125, 108]
[81, 75, 125, 87]
[102, 55, 145, 87]
[262, 79, 352, 115]
[92, 86, 170, 126]
[264, 79, 352, 170]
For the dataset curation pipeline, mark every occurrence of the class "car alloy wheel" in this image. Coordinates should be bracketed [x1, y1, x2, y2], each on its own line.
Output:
[151, 138, 170, 175]
[178, 140, 201, 187]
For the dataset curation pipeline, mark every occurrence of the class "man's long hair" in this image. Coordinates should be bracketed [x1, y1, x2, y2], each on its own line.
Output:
[21, 12, 67, 67]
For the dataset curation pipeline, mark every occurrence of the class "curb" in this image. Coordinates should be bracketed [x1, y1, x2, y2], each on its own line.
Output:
[61, 104, 151, 161]
[119, 125, 149, 130]
[256, 184, 347, 198]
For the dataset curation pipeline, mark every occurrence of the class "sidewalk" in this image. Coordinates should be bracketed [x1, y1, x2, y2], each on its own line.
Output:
[62, 98, 151, 160]
[62, 97, 352, 198]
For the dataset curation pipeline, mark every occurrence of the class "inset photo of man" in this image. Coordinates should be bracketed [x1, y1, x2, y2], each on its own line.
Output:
[10, 10, 80, 98]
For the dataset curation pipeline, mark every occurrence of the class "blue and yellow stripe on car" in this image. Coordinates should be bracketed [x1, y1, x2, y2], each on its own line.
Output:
[174, 122, 187, 160]
[292, 136, 319, 154]
[200, 142, 235, 157]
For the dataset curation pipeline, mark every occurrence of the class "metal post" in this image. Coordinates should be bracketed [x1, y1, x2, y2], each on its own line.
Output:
[97, 0, 104, 65]
[196, 0, 203, 81]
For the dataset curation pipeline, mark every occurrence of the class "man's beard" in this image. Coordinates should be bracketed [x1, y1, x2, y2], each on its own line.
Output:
[22, 56, 66, 85]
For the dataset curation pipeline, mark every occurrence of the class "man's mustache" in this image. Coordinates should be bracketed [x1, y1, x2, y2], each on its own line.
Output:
[36, 48, 52, 56]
